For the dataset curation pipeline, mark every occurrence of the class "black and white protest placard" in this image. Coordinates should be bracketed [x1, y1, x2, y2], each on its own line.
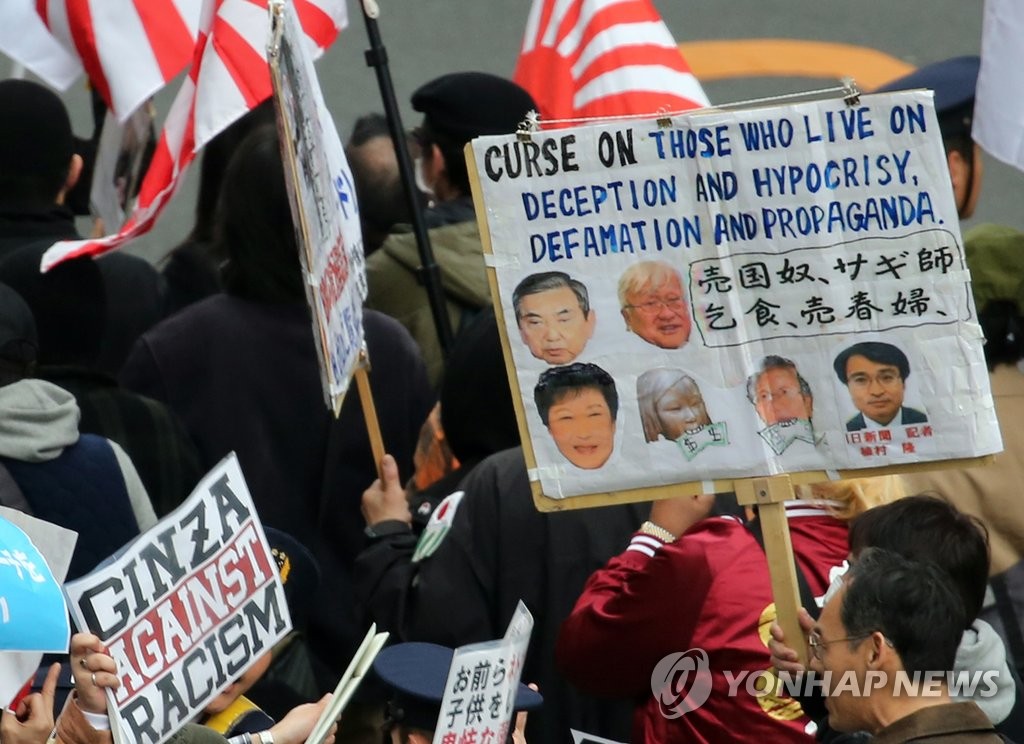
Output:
[64, 454, 291, 744]
[270, 0, 367, 413]
[471, 91, 1001, 502]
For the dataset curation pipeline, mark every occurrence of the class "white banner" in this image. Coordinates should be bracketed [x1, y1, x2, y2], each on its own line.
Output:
[270, 1, 367, 413]
[472, 91, 1001, 499]
[63, 454, 291, 744]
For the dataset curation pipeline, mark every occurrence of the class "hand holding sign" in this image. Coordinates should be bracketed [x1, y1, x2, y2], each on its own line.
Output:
[70, 632, 119, 715]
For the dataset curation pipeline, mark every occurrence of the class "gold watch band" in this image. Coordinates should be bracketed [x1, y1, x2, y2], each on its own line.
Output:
[639, 520, 677, 542]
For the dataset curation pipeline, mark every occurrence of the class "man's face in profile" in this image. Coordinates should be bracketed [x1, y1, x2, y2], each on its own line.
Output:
[845, 355, 905, 426]
[621, 272, 691, 349]
[518, 287, 596, 365]
[545, 387, 615, 469]
[755, 367, 812, 425]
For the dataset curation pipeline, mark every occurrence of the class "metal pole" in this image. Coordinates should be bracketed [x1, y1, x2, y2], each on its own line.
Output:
[359, 0, 455, 355]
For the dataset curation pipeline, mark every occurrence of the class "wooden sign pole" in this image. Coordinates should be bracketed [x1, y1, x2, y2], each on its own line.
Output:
[354, 350, 386, 479]
[735, 474, 809, 668]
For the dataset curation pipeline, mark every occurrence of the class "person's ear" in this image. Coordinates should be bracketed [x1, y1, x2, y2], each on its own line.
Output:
[866, 631, 890, 670]
[621, 307, 631, 331]
[585, 308, 597, 337]
[57, 153, 84, 205]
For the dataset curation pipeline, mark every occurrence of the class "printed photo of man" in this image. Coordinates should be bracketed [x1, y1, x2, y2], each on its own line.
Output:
[513, 271, 596, 365]
[747, 355, 819, 455]
[618, 261, 691, 349]
[833, 341, 928, 431]
[747, 355, 814, 426]
[534, 362, 618, 470]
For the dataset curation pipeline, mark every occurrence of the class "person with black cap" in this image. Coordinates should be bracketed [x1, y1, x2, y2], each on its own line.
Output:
[364, 72, 537, 385]
[372, 642, 540, 744]
[875, 56, 982, 220]
[0, 79, 166, 377]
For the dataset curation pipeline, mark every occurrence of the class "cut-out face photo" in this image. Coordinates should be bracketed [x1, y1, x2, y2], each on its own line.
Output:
[514, 271, 596, 365]
[637, 369, 711, 442]
[747, 356, 814, 426]
[535, 362, 618, 469]
[833, 342, 927, 430]
[618, 261, 691, 349]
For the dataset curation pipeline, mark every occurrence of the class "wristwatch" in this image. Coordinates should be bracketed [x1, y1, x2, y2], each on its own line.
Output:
[639, 520, 678, 542]
[364, 520, 413, 539]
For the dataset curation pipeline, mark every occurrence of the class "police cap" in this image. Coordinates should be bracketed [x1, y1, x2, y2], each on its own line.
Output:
[372, 642, 542, 732]
[874, 56, 979, 138]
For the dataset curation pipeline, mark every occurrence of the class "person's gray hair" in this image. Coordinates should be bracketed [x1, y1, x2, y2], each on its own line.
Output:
[513, 271, 590, 320]
[744, 355, 813, 404]
[617, 261, 682, 308]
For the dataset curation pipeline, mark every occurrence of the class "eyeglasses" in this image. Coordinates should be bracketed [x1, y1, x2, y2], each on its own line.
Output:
[807, 631, 894, 661]
[807, 631, 871, 661]
[624, 297, 686, 316]
[847, 370, 902, 389]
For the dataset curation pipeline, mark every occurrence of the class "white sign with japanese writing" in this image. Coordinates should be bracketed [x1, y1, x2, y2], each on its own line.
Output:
[270, 1, 367, 412]
[471, 91, 1001, 499]
[63, 454, 291, 744]
[433, 603, 533, 744]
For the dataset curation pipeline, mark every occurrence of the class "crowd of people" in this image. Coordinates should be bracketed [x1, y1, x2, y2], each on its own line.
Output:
[1, 48, 1024, 744]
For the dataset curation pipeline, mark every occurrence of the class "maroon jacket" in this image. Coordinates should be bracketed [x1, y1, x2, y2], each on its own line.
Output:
[557, 505, 849, 744]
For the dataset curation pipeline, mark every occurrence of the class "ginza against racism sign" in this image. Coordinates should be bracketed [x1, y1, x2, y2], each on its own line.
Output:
[472, 91, 1001, 500]
[64, 455, 291, 744]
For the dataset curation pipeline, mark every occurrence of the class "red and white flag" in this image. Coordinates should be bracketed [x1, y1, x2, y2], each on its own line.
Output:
[41, 0, 346, 271]
[0, 0, 82, 90]
[37, 0, 344, 122]
[513, 0, 709, 127]
[37, 0, 204, 121]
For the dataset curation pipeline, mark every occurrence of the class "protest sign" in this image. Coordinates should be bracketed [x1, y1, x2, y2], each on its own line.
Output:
[469, 91, 1001, 508]
[63, 454, 290, 744]
[433, 602, 533, 744]
[306, 624, 389, 744]
[90, 103, 157, 232]
[269, 0, 367, 414]
[0, 508, 75, 706]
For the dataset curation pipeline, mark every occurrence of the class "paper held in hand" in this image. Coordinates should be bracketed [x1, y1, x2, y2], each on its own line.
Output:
[305, 624, 390, 744]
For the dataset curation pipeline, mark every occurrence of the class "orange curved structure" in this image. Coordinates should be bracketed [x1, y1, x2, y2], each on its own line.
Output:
[679, 39, 915, 91]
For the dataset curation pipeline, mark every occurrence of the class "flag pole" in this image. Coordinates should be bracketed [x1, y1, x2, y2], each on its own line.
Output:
[358, 0, 454, 356]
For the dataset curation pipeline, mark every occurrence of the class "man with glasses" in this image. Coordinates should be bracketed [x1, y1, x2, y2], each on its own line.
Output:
[809, 548, 1001, 741]
[833, 341, 927, 431]
[617, 261, 691, 349]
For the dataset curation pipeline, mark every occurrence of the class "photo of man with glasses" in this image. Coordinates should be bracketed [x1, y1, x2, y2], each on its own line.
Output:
[617, 261, 691, 349]
[833, 341, 928, 431]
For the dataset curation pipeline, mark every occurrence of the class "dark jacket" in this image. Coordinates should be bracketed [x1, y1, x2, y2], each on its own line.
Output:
[41, 366, 205, 516]
[873, 701, 1005, 743]
[119, 296, 434, 683]
[845, 406, 928, 431]
[0, 205, 166, 376]
[355, 447, 645, 744]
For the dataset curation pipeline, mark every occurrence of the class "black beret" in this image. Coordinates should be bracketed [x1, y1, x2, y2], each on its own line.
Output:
[373, 642, 542, 732]
[0, 79, 74, 190]
[412, 72, 537, 144]
[874, 56, 979, 137]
